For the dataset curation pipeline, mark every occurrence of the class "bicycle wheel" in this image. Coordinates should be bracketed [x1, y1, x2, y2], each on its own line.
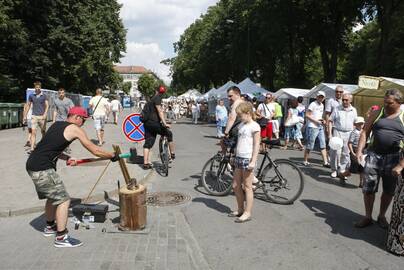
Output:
[201, 155, 233, 196]
[260, 159, 304, 204]
[159, 137, 169, 176]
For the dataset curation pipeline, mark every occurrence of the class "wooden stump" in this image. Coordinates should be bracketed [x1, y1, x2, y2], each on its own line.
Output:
[119, 184, 147, 231]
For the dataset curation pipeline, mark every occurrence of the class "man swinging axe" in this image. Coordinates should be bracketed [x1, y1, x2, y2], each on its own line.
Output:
[26, 107, 119, 248]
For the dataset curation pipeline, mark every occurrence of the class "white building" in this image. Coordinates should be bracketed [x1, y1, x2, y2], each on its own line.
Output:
[114, 65, 154, 98]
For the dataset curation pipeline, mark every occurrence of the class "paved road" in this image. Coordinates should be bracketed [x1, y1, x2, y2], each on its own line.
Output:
[146, 119, 403, 270]
[0, 117, 403, 270]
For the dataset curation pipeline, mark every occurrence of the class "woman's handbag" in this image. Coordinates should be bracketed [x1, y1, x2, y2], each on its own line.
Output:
[257, 117, 269, 128]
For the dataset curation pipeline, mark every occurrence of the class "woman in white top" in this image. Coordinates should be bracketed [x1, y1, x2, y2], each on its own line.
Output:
[228, 102, 261, 223]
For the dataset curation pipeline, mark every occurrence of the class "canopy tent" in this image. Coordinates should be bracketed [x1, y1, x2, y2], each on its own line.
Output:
[353, 75, 404, 115]
[273, 88, 310, 100]
[237, 78, 270, 99]
[178, 89, 202, 100]
[214, 81, 237, 99]
[304, 83, 358, 101]
[197, 87, 216, 101]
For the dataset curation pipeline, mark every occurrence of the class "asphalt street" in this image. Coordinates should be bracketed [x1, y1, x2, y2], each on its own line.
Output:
[146, 119, 404, 270]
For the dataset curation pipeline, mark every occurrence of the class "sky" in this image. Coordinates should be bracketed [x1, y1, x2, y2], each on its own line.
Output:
[117, 0, 219, 84]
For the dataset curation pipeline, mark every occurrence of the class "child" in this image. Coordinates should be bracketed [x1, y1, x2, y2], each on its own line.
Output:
[228, 102, 261, 223]
[348, 116, 365, 187]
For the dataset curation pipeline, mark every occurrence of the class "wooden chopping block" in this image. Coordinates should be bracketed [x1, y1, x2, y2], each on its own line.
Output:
[118, 184, 147, 231]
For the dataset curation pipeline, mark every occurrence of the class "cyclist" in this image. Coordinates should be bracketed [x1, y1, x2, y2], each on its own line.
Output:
[141, 85, 175, 170]
[222, 86, 243, 152]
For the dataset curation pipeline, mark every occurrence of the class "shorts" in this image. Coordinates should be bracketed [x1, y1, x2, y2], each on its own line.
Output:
[31, 115, 46, 131]
[27, 168, 70, 205]
[93, 115, 106, 130]
[362, 151, 399, 195]
[234, 157, 250, 170]
[305, 126, 326, 150]
[27, 117, 32, 129]
[260, 121, 273, 139]
[143, 121, 173, 149]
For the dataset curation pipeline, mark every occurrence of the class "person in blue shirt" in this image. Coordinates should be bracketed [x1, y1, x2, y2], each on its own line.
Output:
[215, 99, 228, 138]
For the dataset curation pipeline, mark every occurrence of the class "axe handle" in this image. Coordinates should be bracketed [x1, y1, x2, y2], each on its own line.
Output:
[66, 152, 131, 166]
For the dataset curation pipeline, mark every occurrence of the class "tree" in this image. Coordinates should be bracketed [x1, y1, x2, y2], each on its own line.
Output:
[138, 74, 158, 99]
[122, 81, 132, 95]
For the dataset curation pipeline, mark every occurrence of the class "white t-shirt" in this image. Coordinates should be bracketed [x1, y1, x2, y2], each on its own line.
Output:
[257, 103, 275, 119]
[89, 96, 109, 116]
[236, 121, 260, 159]
[307, 101, 324, 128]
[110, 100, 121, 111]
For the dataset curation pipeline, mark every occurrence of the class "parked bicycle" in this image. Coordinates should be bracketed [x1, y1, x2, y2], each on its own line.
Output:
[201, 139, 304, 204]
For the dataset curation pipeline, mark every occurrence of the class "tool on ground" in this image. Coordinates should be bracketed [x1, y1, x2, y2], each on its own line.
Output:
[66, 152, 132, 166]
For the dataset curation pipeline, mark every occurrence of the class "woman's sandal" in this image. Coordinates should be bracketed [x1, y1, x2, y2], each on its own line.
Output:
[142, 163, 152, 170]
[228, 211, 243, 217]
[235, 215, 252, 223]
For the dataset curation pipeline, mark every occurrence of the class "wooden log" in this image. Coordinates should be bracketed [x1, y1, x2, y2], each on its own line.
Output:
[118, 184, 147, 231]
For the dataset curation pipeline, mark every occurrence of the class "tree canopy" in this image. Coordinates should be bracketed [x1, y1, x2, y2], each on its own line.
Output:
[0, 0, 126, 102]
[169, 0, 404, 93]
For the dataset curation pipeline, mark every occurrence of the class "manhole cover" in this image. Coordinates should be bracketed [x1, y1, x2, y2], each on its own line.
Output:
[146, 191, 191, 206]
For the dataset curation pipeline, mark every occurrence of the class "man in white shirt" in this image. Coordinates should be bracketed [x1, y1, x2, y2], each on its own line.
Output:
[303, 91, 329, 167]
[325, 85, 344, 134]
[89, 88, 110, 145]
[110, 97, 123, 125]
[257, 93, 276, 143]
[328, 93, 357, 182]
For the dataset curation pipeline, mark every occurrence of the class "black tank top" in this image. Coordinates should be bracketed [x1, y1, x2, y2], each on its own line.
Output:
[26, 122, 75, 171]
[372, 113, 404, 154]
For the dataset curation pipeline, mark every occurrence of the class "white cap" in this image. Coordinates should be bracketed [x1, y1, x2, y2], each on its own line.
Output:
[355, 116, 365, 124]
[317, 91, 326, 97]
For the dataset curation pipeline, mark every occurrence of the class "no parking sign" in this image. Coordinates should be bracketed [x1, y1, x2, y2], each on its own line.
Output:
[122, 113, 145, 142]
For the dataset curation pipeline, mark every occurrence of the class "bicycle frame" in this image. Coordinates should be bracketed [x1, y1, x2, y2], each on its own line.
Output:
[255, 151, 287, 187]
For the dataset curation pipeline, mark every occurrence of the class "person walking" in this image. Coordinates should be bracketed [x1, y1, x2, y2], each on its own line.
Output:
[23, 103, 33, 148]
[282, 99, 304, 150]
[387, 151, 404, 256]
[26, 107, 118, 248]
[328, 93, 357, 183]
[303, 91, 330, 167]
[257, 93, 276, 151]
[325, 85, 344, 134]
[191, 102, 199, 124]
[141, 86, 175, 170]
[23, 81, 49, 154]
[52, 88, 74, 123]
[110, 96, 123, 125]
[215, 99, 228, 138]
[355, 89, 404, 229]
[227, 102, 260, 223]
[89, 88, 109, 146]
[348, 116, 365, 187]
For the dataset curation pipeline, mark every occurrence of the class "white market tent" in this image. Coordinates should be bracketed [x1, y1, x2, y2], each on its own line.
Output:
[273, 88, 310, 100]
[304, 83, 358, 100]
[214, 81, 237, 99]
[178, 89, 202, 100]
[237, 77, 270, 98]
[198, 87, 216, 101]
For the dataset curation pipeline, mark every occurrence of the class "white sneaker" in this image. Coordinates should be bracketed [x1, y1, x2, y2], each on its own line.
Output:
[331, 171, 338, 178]
[54, 234, 83, 248]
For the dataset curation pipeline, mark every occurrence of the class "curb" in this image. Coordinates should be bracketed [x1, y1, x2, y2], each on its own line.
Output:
[0, 169, 154, 218]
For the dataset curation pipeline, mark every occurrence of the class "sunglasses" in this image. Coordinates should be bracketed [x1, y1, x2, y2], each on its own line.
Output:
[78, 116, 86, 123]
[266, 96, 272, 99]
[336, 91, 344, 93]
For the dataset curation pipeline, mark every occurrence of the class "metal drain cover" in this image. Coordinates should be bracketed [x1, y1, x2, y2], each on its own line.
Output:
[146, 191, 191, 206]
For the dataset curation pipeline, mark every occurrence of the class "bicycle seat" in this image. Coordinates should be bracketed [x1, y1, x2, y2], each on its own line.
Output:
[262, 138, 281, 146]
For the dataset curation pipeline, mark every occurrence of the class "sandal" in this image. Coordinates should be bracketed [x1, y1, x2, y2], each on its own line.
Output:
[354, 218, 373, 228]
[142, 163, 152, 170]
[228, 211, 243, 217]
[235, 215, 252, 223]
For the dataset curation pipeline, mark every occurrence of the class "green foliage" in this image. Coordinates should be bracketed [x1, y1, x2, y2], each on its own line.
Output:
[122, 81, 132, 95]
[0, 0, 126, 101]
[138, 74, 158, 99]
[170, 0, 404, 91]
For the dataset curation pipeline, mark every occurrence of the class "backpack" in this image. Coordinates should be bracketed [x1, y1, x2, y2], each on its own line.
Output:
[140, 103, 151, 123]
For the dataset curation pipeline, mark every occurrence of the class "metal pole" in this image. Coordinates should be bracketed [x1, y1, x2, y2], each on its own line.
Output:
[247, 23, 250, 76]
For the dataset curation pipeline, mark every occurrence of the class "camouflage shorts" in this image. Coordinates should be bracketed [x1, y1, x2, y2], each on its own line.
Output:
[27, 169, 70, 205]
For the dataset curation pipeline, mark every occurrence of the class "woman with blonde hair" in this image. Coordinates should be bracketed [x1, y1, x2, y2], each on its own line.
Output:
[228, 102, 260, 223]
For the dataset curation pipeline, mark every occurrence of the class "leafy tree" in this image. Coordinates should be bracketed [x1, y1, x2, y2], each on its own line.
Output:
[138, 74, 158, 99]
[122, 81, 132, 95]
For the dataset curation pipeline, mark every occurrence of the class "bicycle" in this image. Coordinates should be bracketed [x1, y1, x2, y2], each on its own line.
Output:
[201, 139, 304, 204]
[159, 134, 170, 177]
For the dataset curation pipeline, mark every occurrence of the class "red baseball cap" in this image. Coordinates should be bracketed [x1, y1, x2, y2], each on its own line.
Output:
[68, 106, 88, 118]
[158, 85, 167, 94]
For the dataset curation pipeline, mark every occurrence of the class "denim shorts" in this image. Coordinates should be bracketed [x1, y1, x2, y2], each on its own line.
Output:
[362, 151, 399, 195]
[305, 126, 326, 150]
[234, 157, 250, 170]
[93, 115, 106, 130]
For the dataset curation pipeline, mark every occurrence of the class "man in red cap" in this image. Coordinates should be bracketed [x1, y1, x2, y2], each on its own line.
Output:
[26, 106, 118, 248]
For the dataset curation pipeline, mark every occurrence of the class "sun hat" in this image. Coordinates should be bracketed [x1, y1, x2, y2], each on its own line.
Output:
[354, 116, 365, 124]
[316, 91, 326, 97]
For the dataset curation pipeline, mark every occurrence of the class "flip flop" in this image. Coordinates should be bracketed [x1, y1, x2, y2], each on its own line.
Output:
[228, 211, 243, 217]
[235, 216, 252, 223]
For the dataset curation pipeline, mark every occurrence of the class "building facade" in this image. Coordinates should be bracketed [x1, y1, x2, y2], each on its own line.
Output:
[114, 65, 150, 98]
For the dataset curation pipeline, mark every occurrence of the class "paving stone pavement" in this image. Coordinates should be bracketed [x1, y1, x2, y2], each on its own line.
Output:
[0, 196, 210, 270]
